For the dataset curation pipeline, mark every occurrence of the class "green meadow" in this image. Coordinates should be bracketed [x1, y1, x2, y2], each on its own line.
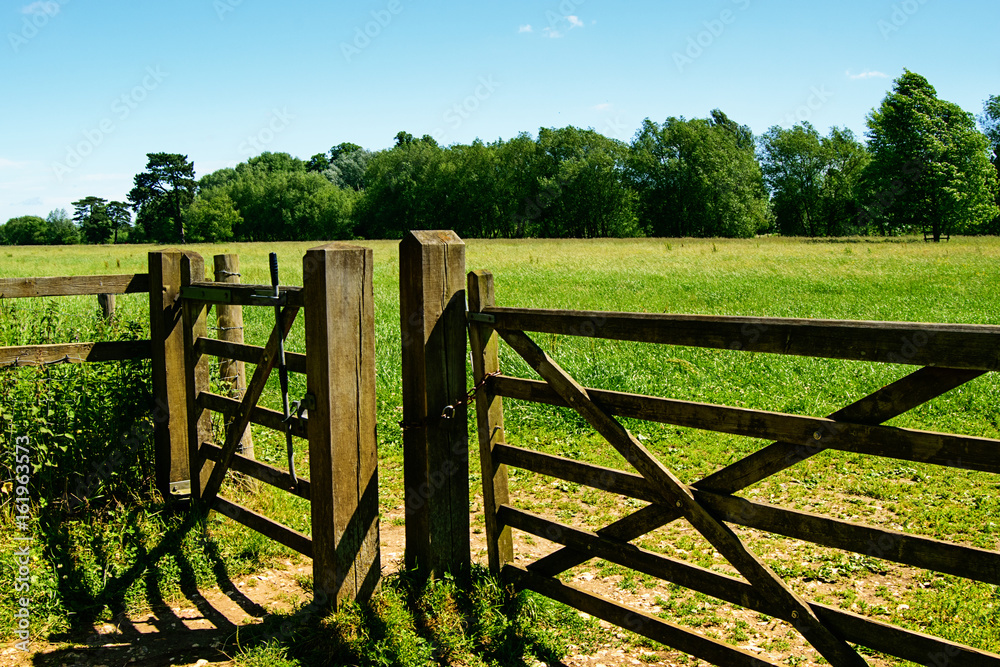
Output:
[2, 235, 1000, 665]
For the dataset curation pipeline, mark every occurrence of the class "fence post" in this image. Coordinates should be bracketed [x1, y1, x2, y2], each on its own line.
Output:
[213, 254, 253, 461]
[181, 253, 213, 502]
[304, 242, 380, 608]
[97, 293, 115, 320]
[467, 270, 514, 574]
[149, 250, 195, 500]
[399, 230, 470, 578]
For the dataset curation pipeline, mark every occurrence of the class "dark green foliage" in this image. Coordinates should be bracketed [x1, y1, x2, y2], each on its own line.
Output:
[0, 215, 49, 245]
[759, 123, 870, 236]
[627, 115, 770, 237]
[128, 152, 197, 243]
[980, 95, 1000, 234]
[0, 302, 152, 511]
[862, 70, 998, 239]
[73, 196, 112, 244]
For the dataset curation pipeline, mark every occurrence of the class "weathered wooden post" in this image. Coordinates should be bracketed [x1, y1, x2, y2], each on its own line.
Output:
[304, 242, 380, 607]
[467, 270, 514, 574]
[97, 293, 115, 320]
[399, 230, 470, 578]
[181, 253, 213, 502]
[213, 254, 253, 460]
[149, 250, 196, 500]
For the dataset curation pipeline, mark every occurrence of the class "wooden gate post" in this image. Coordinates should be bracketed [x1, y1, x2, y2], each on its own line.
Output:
[399, 230, 470, 578]
[213, 254, 253, 460]
[181, 253, 213, 502]
[149, 249, 198, 500]
[304, 243, 380, 608]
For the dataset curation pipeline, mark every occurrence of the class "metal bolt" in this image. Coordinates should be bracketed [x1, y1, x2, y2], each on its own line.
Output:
[813, 431, 822, 441]
[675, 500, 682, 508]
[791, 610, 799, 619]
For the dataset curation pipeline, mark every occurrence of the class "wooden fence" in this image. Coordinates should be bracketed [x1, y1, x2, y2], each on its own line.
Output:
[467, 268, 1000, 666]
[2, 244, 380, 610]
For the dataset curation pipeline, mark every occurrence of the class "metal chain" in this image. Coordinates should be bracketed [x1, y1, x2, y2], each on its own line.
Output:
[398, 371, 501, 431]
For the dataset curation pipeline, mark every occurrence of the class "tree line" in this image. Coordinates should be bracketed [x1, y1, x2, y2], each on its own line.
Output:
[4, 71, 998, 245]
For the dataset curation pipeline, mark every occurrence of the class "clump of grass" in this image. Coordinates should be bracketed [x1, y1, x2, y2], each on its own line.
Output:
[231, 565, 607, 667]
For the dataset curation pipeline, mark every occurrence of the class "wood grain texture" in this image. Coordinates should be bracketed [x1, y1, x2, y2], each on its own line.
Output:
[467, 270, 513, 574]
[399, 230, 470, 577]
[200, 442, 310, 500]
[213, 497, 312, 557]
[196, 337, 307, 375]
[304, 242, 380, 608]
[487, 307, 1000, 370]
[185, 281, 305, 308]
[0, 273, 150, 298]
[214, 254, 253, 459]
[197, 391, 308, 439]
[181, 253, 213, 501]
[0, 341, 150, 366]
[149, 251, 194, 499]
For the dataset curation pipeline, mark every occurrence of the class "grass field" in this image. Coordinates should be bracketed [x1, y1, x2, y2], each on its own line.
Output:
[2, 235, 1000, 666]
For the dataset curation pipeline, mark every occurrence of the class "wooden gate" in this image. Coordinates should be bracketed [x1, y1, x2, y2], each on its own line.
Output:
[151, 244, 379, 608]
[468, 269, 1000, 666]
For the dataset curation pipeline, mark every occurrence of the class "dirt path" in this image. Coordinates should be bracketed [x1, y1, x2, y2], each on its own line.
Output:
[4, 509, 897, 667]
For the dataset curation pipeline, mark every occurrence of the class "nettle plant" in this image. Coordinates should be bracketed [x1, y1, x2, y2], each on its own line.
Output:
[0, 300, 153, 512]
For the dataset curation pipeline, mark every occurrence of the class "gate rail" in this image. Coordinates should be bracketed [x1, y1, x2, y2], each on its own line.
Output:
[468, 269, 1000, 666]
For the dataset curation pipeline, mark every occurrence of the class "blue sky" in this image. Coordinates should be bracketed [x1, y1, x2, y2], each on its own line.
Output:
[2, 0, 999, 225]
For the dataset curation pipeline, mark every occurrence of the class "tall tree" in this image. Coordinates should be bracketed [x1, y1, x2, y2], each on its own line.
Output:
[863, 71, 997, 240]
[980, 95, 1000, 234]
[759, 123, 869, 236]
[627, 115, 769, 238]
[128, 153, 197, 243]
[106, 201, 132, 243]
[45, 208, 79, 245]
[73, 196, 112, 244]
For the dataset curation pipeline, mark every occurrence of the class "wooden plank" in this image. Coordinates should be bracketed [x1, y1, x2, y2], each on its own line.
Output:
[185, 281, 305, 308]
[213, 496, 313, 557]
[199, 304, 300, 506]
[0, 341, 151, 366]
[498, 328, 868, 666]
[493, 375, 1000, 473]
[304, 242, 380, 608]
[467, 270, 514, 574]
[695, 367, 987, 495]
[149, 251, 194, 499]
[399, 230, 470, 578]
[181, 253, 213, 501]
[507, 509, 1000, 666]
[496, 445, 1000, 585]
[503, 564, 778, 667]
[487, 307, 1000, 371]
[525, 366, 987, 579]
[214, 254, 253, 460]
[692, 490, 1000, 586]
[0, 273, 150, 298]
[97, 293, 115, 320]
[200, 442, 310, 500]
[197, 391, 308, 439]
[196, 337, 307, 375]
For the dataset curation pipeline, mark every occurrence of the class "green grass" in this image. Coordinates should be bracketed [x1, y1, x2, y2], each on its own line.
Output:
[2, 236, 1000, 665]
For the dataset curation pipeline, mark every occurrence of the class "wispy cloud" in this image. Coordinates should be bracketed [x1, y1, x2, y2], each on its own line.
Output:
[518, 24, 533, 33]
[567, 15, 583, 28]
[0, 158, 27, 169]
[21, 1, 60, 16]
[593, 103, 612, 111]
[525, 13, 585, 39]
[846, 69, 888, 80]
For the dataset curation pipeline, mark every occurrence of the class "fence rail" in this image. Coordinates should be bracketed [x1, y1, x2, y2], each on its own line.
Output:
[0, 273, 150, 298]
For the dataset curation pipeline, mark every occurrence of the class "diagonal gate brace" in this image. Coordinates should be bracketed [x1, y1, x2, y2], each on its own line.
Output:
[498, 328, 870, 667]
[200, 305, 300, 506]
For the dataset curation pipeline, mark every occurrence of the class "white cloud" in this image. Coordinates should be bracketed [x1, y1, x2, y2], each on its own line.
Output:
[846, 69, 888, 80]
[0, 158, 27, 169]
[593, 103, 612, 111]
[567, 15, 584, 28]
[518, 24, 533, 33]
[21, 1, 60, 16]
